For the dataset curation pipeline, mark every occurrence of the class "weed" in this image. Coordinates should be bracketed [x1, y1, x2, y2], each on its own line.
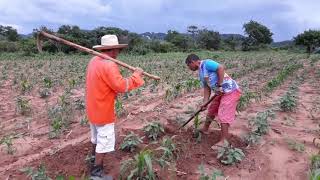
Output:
[286, 138, 305, 152]
[120, 131, 143, 152]
[217, 140, 245, 165]
[39, 88, 51, 98]
[143, 122, 164, 141]
[20, 164, 51, 180]
[80, 116, 88, 126]
[198, 163, 224, 180]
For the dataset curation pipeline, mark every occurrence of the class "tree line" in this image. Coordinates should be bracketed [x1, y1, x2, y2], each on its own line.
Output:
[0, 20, 319, 55]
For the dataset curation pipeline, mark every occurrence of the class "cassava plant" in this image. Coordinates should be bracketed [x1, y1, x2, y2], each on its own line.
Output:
[143, 122, 164, 141]
[120, 131, 144, 152]
[217, 140, 245, 165]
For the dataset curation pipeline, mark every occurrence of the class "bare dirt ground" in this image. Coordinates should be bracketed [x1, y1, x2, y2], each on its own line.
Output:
[1, 60, 319, 180]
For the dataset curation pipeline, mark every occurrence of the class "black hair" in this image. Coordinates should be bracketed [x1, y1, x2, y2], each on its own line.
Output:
[185, 54, 200, 64]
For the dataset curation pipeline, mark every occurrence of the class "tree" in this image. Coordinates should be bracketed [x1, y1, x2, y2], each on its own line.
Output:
[197, 29, 221, 50]
[224, 36, 238, 51]
[243, 20, 273, 46]
[165, 30, 193, 51]
[294, 30, 320, 53]
[0, 25, 19, 41]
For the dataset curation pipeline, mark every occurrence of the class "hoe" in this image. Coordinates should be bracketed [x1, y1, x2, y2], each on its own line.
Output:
[36, 31, 160, 80]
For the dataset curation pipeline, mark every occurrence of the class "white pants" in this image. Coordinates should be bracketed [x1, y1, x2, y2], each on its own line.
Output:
[90, 123, 115, 153]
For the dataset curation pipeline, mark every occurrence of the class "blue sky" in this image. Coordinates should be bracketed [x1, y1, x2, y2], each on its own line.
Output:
[0, 0, 319, 41]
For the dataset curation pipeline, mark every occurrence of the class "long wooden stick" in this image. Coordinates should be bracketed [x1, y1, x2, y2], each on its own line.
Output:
[37, 31, 160, 80]
[178, 94, 218, 129]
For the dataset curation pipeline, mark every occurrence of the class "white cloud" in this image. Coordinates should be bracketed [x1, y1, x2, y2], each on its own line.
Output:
[0, 0, 111, 32]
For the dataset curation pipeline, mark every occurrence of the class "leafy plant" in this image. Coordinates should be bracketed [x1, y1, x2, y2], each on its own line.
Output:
[279, 91, 297, 112]
[20, 79, 32, 93]
[198, 163, 224, 180]
[243, 132, 262, 146]
[309, 154, 320, 180]
[120, 131, 143, 152]
[48, 93, 73, 138]
[248, 109, 275, 136]
[16, 96, 32, 115]
[217, 140, 245, 165]
[43, 77, 53, 88]
[115, 99, 126, 117]
[80, 116, 88, 126]
[156, 136, 177, 167]
[0, 135, 16, 154]
[286, 138, 305, 152]
[20, 164, 52, 180]
[143, 122, 164, 141]
[120, 150, 155, 180]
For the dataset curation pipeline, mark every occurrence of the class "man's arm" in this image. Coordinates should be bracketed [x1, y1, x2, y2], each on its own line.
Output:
[102, 62, 144, 93]
[217, 65, 225, 86]
[203, 78, 211, 103]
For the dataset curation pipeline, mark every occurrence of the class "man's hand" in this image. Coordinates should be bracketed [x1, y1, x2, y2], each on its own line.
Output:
[215, 86, 224, 96]
[134, 67, 144, 76]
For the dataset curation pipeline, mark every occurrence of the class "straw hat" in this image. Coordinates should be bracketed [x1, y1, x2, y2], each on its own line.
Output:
[93, 35, 128, 50]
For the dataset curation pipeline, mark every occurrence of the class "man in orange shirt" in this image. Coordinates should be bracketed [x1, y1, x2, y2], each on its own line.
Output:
[86, 35, 144, 179]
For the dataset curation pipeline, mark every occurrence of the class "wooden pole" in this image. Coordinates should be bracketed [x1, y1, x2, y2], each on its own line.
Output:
[37, 31, 160, 80]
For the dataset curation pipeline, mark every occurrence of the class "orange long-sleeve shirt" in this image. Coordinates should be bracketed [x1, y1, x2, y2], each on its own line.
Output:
[85, 56, 144, 125]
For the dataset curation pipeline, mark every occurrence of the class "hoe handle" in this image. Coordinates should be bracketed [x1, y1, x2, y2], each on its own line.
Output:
[179, 94, 217, 129]
[37, 31, 160, 80]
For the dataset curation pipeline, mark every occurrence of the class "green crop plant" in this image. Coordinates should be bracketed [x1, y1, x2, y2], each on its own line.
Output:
[20, 164, 51, 180]
[120, 150, 155, 180]
[143, 122, 164, 141]
[279, 91, 297, 112]
[16, 96, 32, 115]
[20, 79, 32, 93]
[120, 131, 144, 152]
[285, 138, 305, 152]
[115, 99, 126, 117]
[43, 77, 53, 88]
[309, 154, 320, 180]
[0, 135, 16, 154]
[47, 93, 73, 138]
[198, 163, 224, 180]
[156, 136, 177, 167]
[217, 140, 245, 165]
[248, 109, 275, 136]
[243, 132, 262, 146]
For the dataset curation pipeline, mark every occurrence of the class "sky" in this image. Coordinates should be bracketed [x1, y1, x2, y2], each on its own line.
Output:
[0, 0, 319, 41]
